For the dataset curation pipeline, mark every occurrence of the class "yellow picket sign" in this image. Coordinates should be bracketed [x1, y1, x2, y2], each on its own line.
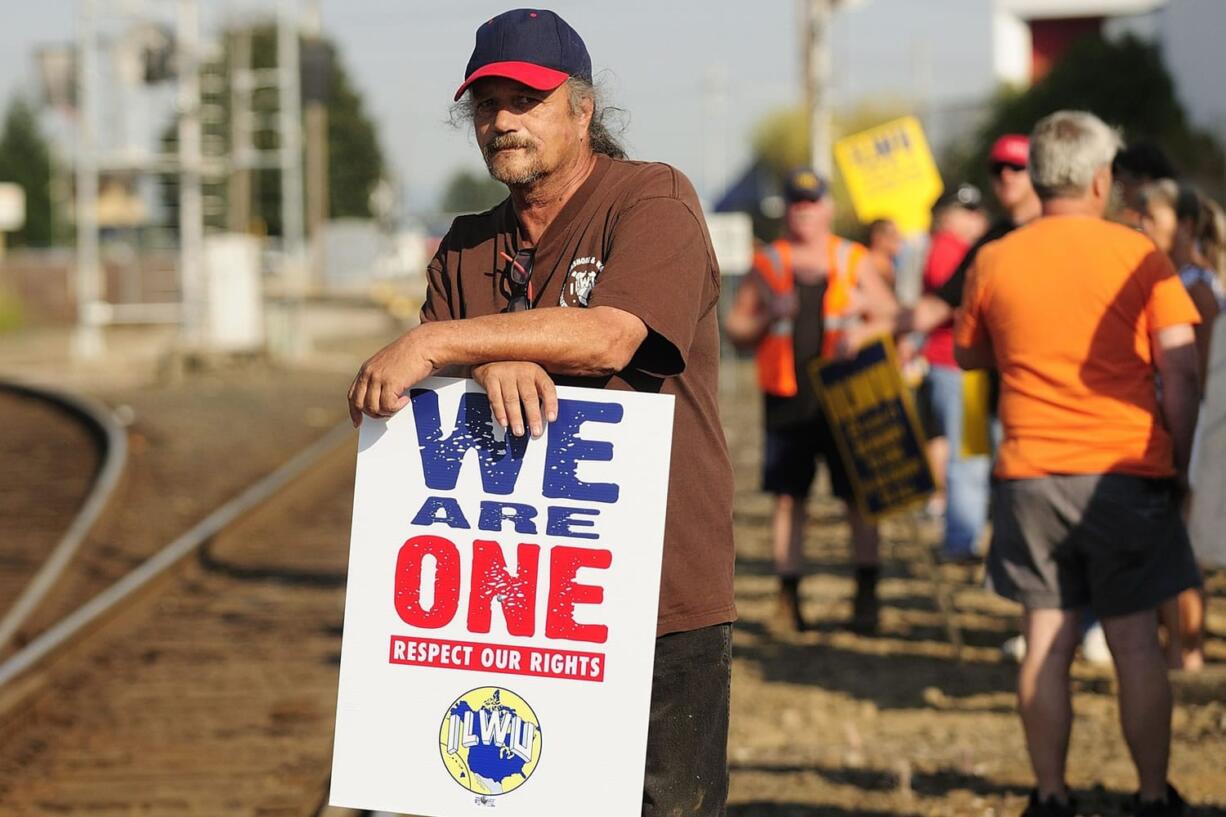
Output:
[834, 116, 944, 236]
[960, 369, 992, 458]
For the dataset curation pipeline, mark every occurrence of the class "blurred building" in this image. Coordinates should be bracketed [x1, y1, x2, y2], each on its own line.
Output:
[994, 1, 1166, 82]
[1158, 0, 1226, 136]
[994, 0, 1226, 134]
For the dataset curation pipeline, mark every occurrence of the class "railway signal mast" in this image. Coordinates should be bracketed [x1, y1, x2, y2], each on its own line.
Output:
[69, 0, 308, 360]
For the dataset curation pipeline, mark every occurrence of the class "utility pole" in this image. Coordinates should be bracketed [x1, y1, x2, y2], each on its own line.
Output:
[177, 0, 205, 350]
[228, 25, 252, 234]
[277, 0, 307, 357]
[302, 0, 329, 285]
[73, 0, 103, 359]
[804, 0, 834, 179]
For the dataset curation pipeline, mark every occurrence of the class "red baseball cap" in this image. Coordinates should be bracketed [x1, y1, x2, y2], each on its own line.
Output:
[988, 134, 1029, 167]
[454, 9, 592, 102]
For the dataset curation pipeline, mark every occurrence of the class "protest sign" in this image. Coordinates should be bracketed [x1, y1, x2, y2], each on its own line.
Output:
[1189, 313, 1226, 567]
[330, 377, 675, 816]
[834, 116, 944, 236]
[960, 369, 992, 458]
[809, 337, 935, 520]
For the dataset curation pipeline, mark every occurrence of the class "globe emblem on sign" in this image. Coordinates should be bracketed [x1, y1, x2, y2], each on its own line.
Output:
[439, 687, 542, 796]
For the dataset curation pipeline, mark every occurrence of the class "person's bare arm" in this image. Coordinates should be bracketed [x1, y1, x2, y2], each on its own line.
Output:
[953, 334, 995, 370]
[856, 256, 899, 324]
[1153, 323, 1201, 479]
[347, 306, 647, 426]
[844, 288, 955, 353]
[898, 294, 955, 335]
[722, 275, 772, 349]
[1186, 280, 1220, 391]
[838, 257, 899, 355]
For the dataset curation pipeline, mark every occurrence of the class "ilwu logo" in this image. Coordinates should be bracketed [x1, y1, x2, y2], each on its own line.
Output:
[560, 257, 603, 307]
[439, 687, 543, 797]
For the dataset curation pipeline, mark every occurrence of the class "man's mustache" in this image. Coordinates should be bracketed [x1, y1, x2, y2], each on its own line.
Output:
[484, 135, 536, 156]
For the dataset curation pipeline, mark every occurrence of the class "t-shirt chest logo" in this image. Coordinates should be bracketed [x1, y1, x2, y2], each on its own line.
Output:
[560, 256, 604, 307]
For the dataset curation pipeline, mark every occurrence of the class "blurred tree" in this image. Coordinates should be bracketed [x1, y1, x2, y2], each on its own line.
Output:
[323, 39, 385, 220]
[440, 169, 506, 214]
[0, 96, 54, 247]
[161, 23, 386, 235]
[948, 34, 1224, 200]
[751, 107, 809, 178]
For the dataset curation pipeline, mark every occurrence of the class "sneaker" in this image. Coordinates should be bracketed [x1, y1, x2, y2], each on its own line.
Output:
[1132, 784, 1186, 817]
[1021, 789, 1077, 817]
[1080, 622, 1112, 666]
[1001, 634, 1027, 662]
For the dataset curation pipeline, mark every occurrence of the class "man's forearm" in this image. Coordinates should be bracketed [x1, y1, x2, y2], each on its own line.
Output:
[954, 341, 994, 370]
[1161, 367, 1200, 476]
[723, 310, 770, 350]
[908, 295, 954, 335]
[417, 306, 648, 378]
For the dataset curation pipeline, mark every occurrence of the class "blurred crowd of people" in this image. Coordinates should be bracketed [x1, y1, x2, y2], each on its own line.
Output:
[725, 110, 1222, 817]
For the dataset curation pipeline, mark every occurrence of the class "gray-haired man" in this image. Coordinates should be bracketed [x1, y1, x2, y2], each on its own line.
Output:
[955, 111, 1201, 817]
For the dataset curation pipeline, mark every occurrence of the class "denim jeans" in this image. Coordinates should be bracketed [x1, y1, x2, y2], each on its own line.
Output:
[643, 623, 731, 817]
[928, 364, 991, 556]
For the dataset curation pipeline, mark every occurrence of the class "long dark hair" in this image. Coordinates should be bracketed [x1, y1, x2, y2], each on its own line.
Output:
[564, 78, 627, 160]
[449, 77, 628, 160]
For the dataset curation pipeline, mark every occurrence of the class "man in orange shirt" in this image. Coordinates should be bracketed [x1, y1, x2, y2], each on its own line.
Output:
[956, 111, 1201, 817]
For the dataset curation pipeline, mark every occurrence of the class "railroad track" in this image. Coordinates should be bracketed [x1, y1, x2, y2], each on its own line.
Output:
[0, 382, 126, 653]
[0, 406, 359, 816]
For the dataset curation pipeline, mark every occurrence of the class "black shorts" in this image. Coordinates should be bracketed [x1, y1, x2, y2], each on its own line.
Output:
[987, 474, 1201, 618]
[762, 417, 854, 501]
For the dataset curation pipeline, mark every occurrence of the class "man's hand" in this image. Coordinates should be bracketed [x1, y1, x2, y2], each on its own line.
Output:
[839, 323, 874, 358]
[347, 328, 437, 427]
[766, 291, 798, 322]
[896, 334, 918, 365]
[472, 361, 558, 438]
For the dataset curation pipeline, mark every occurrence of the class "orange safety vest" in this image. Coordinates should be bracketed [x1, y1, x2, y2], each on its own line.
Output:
[753, 235, 865, 397]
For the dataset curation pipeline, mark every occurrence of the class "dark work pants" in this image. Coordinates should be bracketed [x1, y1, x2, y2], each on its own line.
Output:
[642, 623, 731, 817]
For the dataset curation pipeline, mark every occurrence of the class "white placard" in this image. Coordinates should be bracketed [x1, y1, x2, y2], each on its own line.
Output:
[0, 183, 25, 232]
[331, 377, 675, 816]
[705, 212, 753, 276]
[1189, 313, 1226, 567]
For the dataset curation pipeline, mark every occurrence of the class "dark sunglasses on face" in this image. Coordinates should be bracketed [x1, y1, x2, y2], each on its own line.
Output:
[990, 161, 1027, 178]
[499, 249, 535, 313]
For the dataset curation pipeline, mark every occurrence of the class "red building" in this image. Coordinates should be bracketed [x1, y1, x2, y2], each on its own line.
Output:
[998, 0, 1166, 83]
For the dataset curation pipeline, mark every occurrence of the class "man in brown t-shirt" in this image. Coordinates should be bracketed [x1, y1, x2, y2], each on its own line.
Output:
[347, 9, 735, 816]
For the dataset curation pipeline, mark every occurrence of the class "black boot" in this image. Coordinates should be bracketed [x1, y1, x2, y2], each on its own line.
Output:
[1020, 789, 1077, 817]
[849, 565, 880, 635]
[773, 575, 807, 633]
[1132, 784, 1186, 817]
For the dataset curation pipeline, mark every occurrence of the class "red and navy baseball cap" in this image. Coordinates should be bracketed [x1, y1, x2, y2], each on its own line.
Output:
[454, 9, 592, 102]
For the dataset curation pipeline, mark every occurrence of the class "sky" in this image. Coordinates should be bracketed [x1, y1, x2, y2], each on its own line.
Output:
[0, 0, 1000, 212]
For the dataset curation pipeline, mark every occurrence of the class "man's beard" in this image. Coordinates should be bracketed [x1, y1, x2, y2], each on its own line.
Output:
[482, 135, 547, 186]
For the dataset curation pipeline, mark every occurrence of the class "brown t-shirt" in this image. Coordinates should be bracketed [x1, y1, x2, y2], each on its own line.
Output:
[420, 154, 736, 637]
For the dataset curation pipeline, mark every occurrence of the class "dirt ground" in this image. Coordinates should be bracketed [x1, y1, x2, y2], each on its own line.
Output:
[0, 390, 99, 610]
[8, 358, 361, 651]
[719, 361, 1226, 817]
[2, 344, 1222, 816]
